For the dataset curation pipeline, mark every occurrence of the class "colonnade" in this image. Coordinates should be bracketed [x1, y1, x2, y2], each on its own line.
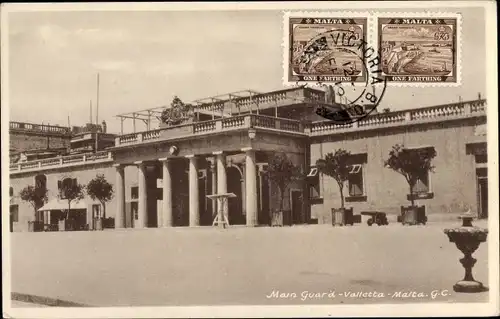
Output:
[113, 148, 258, 228]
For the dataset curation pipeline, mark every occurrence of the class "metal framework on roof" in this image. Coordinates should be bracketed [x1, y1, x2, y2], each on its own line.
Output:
[192, 90, 261, 104]
[114, 90, 264, 134]
[113, 86, 368, 134]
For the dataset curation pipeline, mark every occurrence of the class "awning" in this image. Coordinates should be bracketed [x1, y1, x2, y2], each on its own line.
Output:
[38, 198, 89, 211]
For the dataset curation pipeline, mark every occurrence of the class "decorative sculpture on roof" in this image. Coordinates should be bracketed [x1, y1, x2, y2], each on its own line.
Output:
[160, 96, 194, 126]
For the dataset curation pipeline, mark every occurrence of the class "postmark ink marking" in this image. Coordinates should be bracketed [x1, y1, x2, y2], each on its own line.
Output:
[313, 37, 388, 124]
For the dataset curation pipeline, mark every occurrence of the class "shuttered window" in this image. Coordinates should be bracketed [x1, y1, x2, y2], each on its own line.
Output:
[307, 166, 320, 199]
[348, 164, 364, 196]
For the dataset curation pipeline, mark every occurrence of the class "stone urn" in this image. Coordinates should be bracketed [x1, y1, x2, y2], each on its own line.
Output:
[444, 211, 488, 293]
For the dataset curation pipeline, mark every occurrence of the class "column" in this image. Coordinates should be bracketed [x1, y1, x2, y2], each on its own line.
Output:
[210, 159, 217, 215]
[135, 161, 148, 228]
[114, 164, 125, 229]
[214, 151, 228, 220]
[159, 158, 173, 227]
[187, 155, 200, 226]
[243, 148, 258, 226]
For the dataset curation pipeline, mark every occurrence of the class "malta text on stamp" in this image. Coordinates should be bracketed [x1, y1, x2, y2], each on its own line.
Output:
[378, 14, 461, 85]
[284, 12, 368, 85]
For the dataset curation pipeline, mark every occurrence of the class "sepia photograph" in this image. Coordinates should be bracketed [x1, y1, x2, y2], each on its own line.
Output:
[1, 1, 498, 318]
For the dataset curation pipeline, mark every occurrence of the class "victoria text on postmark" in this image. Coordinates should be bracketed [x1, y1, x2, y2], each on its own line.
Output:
[378, 16, 459, 84]
[287, 15, 368, 84]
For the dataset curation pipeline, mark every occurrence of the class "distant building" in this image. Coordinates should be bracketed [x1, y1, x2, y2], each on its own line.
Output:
[9, 120, 116, 163]
[70, 121, 116, 154]
[9, 122, 72, 164]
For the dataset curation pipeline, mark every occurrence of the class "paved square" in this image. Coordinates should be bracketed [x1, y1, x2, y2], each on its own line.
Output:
[11, 222, 489, 307]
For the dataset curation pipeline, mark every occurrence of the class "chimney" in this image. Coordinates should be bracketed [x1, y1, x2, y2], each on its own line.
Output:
[478, 92, 482, 100]
[102, 120, 107, 133]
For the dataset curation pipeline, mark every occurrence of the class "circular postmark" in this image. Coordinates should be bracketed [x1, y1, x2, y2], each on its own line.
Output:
[308, 38, 388, 125]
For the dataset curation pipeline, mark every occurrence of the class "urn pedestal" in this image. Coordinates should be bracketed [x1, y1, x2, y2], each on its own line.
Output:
[444, 213, 488, 293]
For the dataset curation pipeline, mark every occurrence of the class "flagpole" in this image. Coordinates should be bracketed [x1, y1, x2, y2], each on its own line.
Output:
[96, 73, 100, 125]
[95, 73, 100, 153]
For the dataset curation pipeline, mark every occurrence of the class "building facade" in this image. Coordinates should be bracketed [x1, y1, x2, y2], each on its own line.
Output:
[8, 87, 488, 232]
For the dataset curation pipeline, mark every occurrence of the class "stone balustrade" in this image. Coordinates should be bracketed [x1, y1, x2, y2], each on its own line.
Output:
[116, 114, 305, 146]
[9, 121, 71, 135]
[193, 87, 320, 114]
[310, 100, 487, 136]
[10, 151, 113, 174]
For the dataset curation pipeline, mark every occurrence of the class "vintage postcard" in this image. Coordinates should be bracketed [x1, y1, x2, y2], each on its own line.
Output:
[1, 1, 498, 319]
[378, 13, 462, 85]
[285, 12, 368, 84]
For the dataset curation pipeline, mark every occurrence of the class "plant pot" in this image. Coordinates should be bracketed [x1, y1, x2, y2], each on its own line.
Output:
[95, 218, 103, 231]
[331, 208, 348, 226]
[58, 220, 66, 231]
[401, 206, 417, 225]
[271, 211, 283, 227]
[401, 206, 427, 225]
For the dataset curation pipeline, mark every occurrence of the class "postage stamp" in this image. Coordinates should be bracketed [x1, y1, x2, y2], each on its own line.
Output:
[284, 12, 368, 84]
[378, 14, 462, 85]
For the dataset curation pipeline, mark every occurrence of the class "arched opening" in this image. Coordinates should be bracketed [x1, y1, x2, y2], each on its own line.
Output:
[227, 166, 244, 225]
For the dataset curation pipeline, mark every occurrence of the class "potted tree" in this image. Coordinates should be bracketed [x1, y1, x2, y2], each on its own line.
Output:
[316, 149, 353, 226]
[384, 144, 436, 225]
[86, 174, 114, 230]
[266, 152, 303, 226]
[59, 180, 85, 231]
[19, 184, 48, 232]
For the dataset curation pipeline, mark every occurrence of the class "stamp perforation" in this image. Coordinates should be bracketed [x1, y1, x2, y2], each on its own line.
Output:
[373, 11, 463, 87]
[282, 11, 372, 88]
[282, 11, 463, 87]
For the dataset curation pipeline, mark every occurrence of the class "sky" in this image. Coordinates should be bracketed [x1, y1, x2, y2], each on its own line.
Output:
[7, 7, 486, 134]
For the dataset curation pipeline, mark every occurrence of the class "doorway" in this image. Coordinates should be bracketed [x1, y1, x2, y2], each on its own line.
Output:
[258, 172, 270, 225]
[227, 166, 244, 225]
[477, 176, 488, 219]
[290, 189, 303, 225]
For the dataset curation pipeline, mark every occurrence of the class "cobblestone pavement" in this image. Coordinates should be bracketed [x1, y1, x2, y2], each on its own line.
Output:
[10, 221, 490, 307]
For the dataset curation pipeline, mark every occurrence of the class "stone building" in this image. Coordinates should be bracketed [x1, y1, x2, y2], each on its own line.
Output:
[8, 86, 488, 232]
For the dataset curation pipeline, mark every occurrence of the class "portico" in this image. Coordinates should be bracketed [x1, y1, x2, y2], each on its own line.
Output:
[110, 122, 308, 228]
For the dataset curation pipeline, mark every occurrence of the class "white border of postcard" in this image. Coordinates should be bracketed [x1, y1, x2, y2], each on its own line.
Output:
[2, 1, 498, 318]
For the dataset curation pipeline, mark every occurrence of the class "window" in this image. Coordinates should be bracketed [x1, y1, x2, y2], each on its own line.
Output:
[9, 187, 13, 197]
[348, 164, 364, 197]
[307, 166, 321, 199]
[10, 205, 19, 222]
[475, 154, 487, 164]
[346, 153, 368, 202]
[35, 174, 47, 189]
[131, 186, 138, 200]
[413, 171, 430, 194]
[58, 177, 77, 199]
[405, 146, 435, 200]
